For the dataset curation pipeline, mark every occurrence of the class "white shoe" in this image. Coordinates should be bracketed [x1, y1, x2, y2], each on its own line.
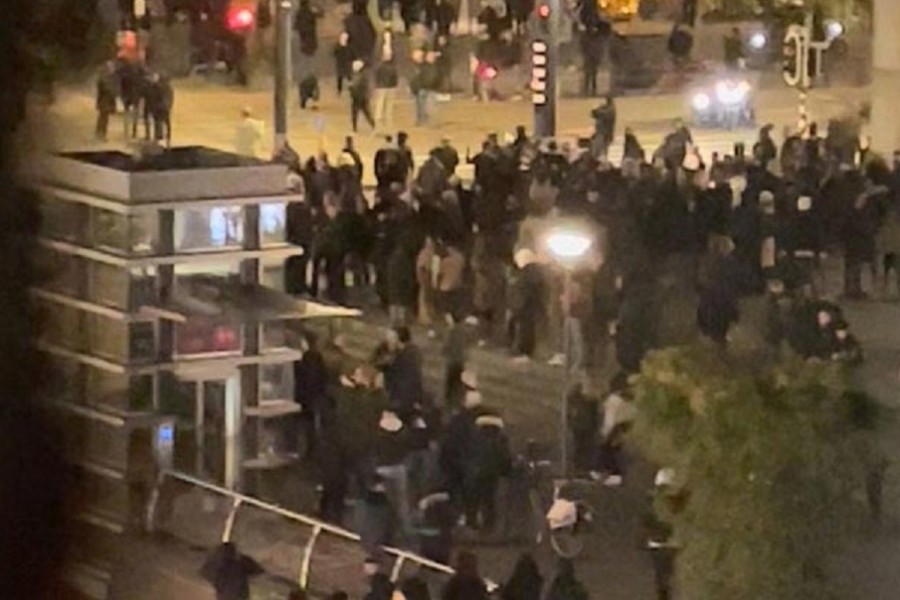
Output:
[589, 470, 604, 482]
[465, 315, 479, 326]
[427, 329, 437, 339]
[603, 475, 624, 488]
[547, 353, 566, 366]
[511, 355, 532, 365]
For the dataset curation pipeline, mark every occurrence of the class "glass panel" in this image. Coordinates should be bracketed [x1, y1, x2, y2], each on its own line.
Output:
[130, 266, 158, 311]
[40, 198, 85, 243]
[85, 368, 154, 413]
[174, 206, 243, 252]
[261, 321, 288, 351]
[260, 203, 287, 246]
[39, 248, 82, 298]
[47, 356, 82, 404]
[91, 208, 129, 255]
[175, 320, 242, 356]
[260, 363, 293, 401]
[130, 322, 156, 363]
[129, 212, 159, 256]
[43, 304, 82, 352]
[88, 262, 130, 310]
[86, 314, 128, 362]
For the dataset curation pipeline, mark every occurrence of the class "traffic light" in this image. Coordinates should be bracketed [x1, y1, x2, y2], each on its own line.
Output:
[227, 3, 256, 32]
[531, 40, 549, 106]
[536, 2, 551, 34]
[782, 24, 806, 89]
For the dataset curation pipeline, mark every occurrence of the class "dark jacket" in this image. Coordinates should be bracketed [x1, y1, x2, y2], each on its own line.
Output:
[294, 0, 322, 55]
[464, 413, 512, 482]
[382, 344, 425, 412]
[333, 43, 354, 78]
[344, 11, 377, 61]
[374, 61, 399, 89]
[441, 575, 489, 600]
[350, 69, 372, 103]
[501, 554, 543, 600]
[96, 71, 118, 113]
[199, 543, 263, 600]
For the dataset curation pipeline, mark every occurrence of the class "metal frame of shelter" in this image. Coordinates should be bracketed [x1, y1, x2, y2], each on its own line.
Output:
[147, 470, 499, 593]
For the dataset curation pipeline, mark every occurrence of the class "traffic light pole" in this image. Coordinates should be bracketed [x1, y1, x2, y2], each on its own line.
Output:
[532, 0, 559, 139]
[274, 0, 292, 152]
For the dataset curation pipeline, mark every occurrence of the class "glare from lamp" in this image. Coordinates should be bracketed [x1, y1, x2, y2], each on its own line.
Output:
[546, 230, 593, 262]
[825, 20, 843, 41]
[692, 92, 711, 112]
[749, 32, 767, 50]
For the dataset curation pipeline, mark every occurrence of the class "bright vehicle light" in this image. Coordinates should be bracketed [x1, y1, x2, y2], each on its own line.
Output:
[749, 32, 767, 50]
[825, 19, 844, 41]
[692, 92, 711, 112]
[715, 79, 750, 105]
[546, 230, 593, 261]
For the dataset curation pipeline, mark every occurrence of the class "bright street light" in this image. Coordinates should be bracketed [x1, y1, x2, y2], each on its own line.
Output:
[546, 230, 593, 262]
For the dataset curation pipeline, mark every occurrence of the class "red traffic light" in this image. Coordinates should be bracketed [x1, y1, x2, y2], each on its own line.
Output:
[537, 4, 551, 18]
[227, 7, 255, 30]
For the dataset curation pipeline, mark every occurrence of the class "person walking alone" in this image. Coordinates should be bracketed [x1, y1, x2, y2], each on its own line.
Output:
[373, 52, 399, 132]
[349, 60, 375, 133]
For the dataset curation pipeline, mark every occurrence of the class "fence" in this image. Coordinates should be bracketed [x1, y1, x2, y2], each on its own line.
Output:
[147, 470, 497, 594]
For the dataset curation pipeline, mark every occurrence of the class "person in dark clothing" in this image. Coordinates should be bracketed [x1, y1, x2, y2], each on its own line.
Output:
[431, 0, 457, 37]
[667, 23, 694, 68]
[723, 27, 744, 70]
[294, 331, 329, 457]
[462, 410, 511, 531]
[399, 574, 433, 600]
[333, 32, 354, 95]
[294, 0, 322, 56]
[510, 248, 545, 362]
[344, 0, 377, 61]
[379, 326, 426, 414]
[590, 95, 616, 158]
[144, 72, 173, 145]
[95, 61, 118, 141]
[580, 23, 606, 97]
[501, 553, 543, 600]
[199, 542, 264, 600]
[365, 573, 395, 600]
[753, 124, 778, 166]
[442, 312, 468, 409]
[545, 559, 589, 600]
[348, 59, 375, 133]
[442, 551, 489, 600]
[696, 236, 740, 346]
[398, 131, 415, 175]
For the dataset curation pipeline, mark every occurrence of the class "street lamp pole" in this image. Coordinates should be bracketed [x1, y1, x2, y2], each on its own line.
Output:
[274, 0, 292, 152]
[545, 228, 594, 478]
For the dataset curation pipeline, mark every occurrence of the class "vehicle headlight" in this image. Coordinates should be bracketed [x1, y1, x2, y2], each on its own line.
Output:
[825, 19, 844, 42]
[749, 32, 767, 50]
[715, 80, 750, 105]
[692, 92, 711, 112]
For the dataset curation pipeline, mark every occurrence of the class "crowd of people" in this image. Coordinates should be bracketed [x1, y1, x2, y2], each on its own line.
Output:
[263, 96, 894, 599]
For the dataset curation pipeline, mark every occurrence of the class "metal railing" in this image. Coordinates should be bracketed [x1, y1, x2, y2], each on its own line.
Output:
[146, 470, 497, 592]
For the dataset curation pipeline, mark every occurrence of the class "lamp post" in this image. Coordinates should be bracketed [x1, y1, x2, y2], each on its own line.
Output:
[274, 0, 293, 152]
[545, 229, 594, 478]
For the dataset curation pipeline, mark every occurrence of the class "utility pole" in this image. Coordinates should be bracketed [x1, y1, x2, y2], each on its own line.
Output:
[532, 0, 558, 139]
[274, 0, 292, 152]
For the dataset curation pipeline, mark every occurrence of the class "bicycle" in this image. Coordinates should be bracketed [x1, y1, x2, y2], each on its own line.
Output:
[516, 442, 595, 559]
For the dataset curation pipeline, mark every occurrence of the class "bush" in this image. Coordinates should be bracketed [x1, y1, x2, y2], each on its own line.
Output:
[630, 345, 880, 599]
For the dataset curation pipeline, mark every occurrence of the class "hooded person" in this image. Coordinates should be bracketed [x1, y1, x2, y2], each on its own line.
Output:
[439, 389, 488, 512]
[500, 553, 543, 600]
[461, 409, 512, 531]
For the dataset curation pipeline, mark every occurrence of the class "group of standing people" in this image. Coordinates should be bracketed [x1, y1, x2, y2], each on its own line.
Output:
[95, 53, 174, 144]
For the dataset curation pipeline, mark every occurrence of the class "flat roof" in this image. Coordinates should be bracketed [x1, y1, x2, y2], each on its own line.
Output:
[59, 147, 268, 173]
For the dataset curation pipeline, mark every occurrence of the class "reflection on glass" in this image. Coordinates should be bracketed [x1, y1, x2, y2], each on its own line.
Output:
[175, 207, 244, 252]
[261, 203, 286, 245]
[260, 363, 293, 401]
[175, 319, 242, 356]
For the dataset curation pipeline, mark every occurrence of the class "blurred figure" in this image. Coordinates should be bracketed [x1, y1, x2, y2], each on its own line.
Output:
[234, 107, 265, 158]
[334, 32, 353, 95]
[545, 558, 589, 600]
[373, 52, 399, 131]
[442, 551, 489, 600]
[500, 553, 543, 600]
[95, 61, 118, 141]
[199, 542, 264, 600]
[349, 60, 376, 133]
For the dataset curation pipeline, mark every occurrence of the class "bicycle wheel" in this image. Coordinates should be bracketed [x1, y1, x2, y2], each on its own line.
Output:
[550, 525, 584, 558]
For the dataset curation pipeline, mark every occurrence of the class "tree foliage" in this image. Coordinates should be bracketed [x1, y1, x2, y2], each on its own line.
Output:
[630, 345, 881, 600]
